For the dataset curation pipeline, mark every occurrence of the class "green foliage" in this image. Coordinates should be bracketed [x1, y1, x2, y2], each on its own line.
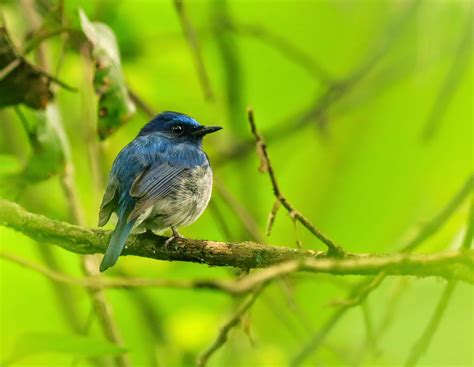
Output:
[20, 106, 67, 182]
[79, 9, 136, 140]
[0, 0, 472, 366]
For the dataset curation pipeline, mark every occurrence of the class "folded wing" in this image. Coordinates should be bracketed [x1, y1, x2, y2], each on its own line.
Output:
[128, 162, 188, 222]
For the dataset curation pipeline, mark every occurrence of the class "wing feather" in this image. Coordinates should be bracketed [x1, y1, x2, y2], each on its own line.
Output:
[128, 162, 187, 222]
[98, 176, 119, 227]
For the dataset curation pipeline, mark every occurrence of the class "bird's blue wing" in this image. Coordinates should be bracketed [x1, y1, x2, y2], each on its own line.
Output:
[98, 175, 119, 227]
[128, 162, 188, 222]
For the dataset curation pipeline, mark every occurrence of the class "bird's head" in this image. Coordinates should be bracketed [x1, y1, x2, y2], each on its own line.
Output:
[138, 111, 222, 144]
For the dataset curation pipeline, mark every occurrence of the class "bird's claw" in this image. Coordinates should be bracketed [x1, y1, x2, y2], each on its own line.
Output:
[164, 227, 183, 251]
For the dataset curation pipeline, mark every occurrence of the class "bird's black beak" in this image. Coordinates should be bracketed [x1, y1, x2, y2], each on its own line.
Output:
[192, 125, 223, 137]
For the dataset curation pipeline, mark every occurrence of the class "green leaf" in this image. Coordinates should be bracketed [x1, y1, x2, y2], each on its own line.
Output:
[79, 9, 136, 140]
[21, 105, 67, 182]
[4, 332, 127, 365]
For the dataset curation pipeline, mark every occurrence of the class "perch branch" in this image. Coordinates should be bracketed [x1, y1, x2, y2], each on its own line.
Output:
[1, 199, 473, 283]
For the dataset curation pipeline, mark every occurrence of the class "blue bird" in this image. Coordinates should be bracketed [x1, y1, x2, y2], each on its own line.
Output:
[98, 111, 222, 272]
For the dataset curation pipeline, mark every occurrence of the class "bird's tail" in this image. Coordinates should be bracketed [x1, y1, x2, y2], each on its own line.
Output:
[100, 215, 134, 272]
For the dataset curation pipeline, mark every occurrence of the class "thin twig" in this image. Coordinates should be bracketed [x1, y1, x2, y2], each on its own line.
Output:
[174, 0, 214, 101]
[197, 285, 265, 367]
[247, 108, 344, 256]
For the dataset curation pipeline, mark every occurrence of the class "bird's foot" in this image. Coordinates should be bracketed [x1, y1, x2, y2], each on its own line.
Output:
[164, 226, 183, 251]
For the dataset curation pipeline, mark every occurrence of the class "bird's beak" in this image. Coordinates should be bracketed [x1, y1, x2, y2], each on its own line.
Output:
[192, 125, 223, 137]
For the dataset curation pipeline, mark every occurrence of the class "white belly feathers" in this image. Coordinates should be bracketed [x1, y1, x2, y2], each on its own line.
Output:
[134, 165, 212, 232]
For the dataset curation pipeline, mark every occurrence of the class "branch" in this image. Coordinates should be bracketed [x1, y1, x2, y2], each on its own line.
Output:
[1, 199, 473, 283]
[247, 108, 344, 256]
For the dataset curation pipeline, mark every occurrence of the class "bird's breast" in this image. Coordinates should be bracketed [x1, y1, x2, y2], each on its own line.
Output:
[136, 164, 213, 231]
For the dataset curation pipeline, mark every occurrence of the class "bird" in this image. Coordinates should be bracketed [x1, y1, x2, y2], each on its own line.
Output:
[98, 111, 222, 272]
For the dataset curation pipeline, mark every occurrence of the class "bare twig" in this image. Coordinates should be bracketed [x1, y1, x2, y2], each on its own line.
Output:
[197, 285, 265, 367]
[174, 0, 214, 101]
[247, 108, 344, 256]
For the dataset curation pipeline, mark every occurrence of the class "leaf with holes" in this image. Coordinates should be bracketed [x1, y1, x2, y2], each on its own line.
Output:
[79, 9, 136, 140]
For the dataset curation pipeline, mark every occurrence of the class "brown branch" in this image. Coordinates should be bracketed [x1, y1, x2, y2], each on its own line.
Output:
[1, 199, 474, 284]
[247, 108, 344, 256]
[197, 285, 265, 367]
[174, 0, 214, 101]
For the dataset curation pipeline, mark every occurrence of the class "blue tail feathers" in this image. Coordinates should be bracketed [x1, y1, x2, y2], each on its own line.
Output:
[100, 216, 134, 272]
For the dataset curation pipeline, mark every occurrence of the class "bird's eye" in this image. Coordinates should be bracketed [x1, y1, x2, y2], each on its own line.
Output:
[172, 125, 183, 134]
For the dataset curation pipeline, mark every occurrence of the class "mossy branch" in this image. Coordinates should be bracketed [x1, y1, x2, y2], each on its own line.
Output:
[0, 199, 473, 283]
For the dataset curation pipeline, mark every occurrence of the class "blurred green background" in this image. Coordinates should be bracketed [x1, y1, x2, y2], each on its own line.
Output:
[0, 0, 472, 366]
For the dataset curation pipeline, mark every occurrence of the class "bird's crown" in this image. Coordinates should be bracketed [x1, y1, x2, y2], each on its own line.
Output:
[138, 111, 222, 140]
